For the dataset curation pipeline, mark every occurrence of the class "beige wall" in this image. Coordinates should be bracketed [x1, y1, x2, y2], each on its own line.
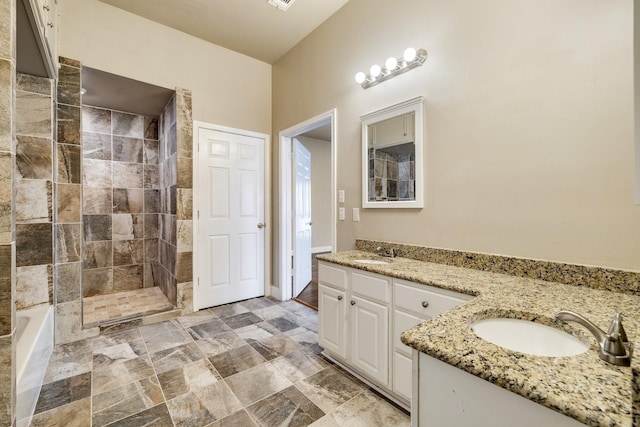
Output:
[296, 136, 333, 251]
[273, 0, 639, 275]
[58, 0, 272, 133]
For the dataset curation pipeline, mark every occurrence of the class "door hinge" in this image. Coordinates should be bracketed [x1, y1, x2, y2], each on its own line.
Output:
[198, 277, 200, 286]
[197, 210, 200, 219]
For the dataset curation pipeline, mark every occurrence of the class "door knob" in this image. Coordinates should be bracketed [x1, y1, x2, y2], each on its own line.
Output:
[257, 223, 265, 229]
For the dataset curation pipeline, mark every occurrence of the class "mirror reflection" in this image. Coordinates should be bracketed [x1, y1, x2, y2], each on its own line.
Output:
[361, 97, 424, 208]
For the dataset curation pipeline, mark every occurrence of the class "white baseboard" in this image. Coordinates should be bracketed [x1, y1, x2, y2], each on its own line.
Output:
[312, 246, 332, 254]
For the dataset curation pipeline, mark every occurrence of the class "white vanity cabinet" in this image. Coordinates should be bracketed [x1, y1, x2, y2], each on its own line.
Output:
[392, 279, 472, 401]
[318, 260, 471, 409]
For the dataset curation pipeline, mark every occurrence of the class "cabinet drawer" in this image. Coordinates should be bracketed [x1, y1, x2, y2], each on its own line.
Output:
[352, 271, 390, 303]
[318, 262, 347, 289]
[394, 309, 425, 355]
[394, 280, 470, 317]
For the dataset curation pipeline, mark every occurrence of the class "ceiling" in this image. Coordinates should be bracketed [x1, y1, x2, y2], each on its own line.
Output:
[98, 0, 352, 64]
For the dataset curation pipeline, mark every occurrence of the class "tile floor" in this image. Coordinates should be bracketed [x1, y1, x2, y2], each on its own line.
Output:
[83, 287, 174, 328]
[30, 297, 411, 426]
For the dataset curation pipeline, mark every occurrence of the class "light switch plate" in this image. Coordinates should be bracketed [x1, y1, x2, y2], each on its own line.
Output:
[339, 207, 345, 221]
[338, 190, 345, 204]
[352, 208, 360, 221]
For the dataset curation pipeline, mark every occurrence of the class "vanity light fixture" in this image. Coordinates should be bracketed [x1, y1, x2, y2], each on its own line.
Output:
[355, 47, 427, 89]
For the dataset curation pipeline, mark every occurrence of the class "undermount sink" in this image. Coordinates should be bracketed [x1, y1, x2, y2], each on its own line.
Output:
[471, 318, 589, 357]
[353, 259, 391, 265]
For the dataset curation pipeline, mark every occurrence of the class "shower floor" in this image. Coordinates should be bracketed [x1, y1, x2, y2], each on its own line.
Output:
[83, 287, 174, 328]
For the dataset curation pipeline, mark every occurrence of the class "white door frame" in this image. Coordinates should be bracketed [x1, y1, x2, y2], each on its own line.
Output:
[193, 121, 272, 311]
[277, 109, 337, 302]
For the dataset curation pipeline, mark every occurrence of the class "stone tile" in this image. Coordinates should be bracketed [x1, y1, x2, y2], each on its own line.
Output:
[176, 281, 193, 314]
[176, 157, 192, 189]
[193, 330, 246, 358]
[246, 385, 324, 427]
[83, 187, 112, 214]
[113, 214, 144, 240]
[113, 240, 144, 266]
[92, 375, 164, 427]
[59, 57, 81, 68]
[16, 264, 51, 309]
[205, 410, 258, 427]
[83, 131, 112, 160]
[144, 164, 160, 189]
[43, 340, 93, 384]
[167, 124, 177, 156]
[234, 322, 279, 343]
[268, 316, 300, 332]
[83, 159, 112, 188]
[270, 349, 331, 383]
[16, 73, 51, 95]
[57, 183, 81, 223]
[16, 223, 52, 266]
[144, 116, 159, 140]
[15, 178, 52, 223]
[176, 188, 192, 220]
[176, 220, 192, 253]
[16, 91, 52, 138]
[83, 214, 112, 241]
[251, 304, 290, 321]
[150, 342, 204, 375]
[0, 60, 13, 154]
[113, 112, 144, 138]
[326, 390, 410, 427]
[113, 136, 144, 163]
[296, 366, 367, 413]
[0, 334, 15, 426]
[248, 334, 302, 361]
[144, 238, 159, 262]
[224, 363, 292, 407]
[284, 327, 319, 348]
[144, 139, 158, 164]
[113, 162, 143, 189]
[57, 64, 81, 107]
[187, 318, 231, 340]
[105, 402, 173, 427]
[0, 244, 12, 334]
[82, 106, 111, 134]
[113, 188, 144, 214]
[93, 328, 146, 356]
[82, 267, 113, 297]
[57, 104, 81, 144]
[0, 152, 12, 241]
[176, 251, 192, 283]
[83, 240, 112, 269]
[144, 189, 159, 213]
[144, 214, 159, 238]
[141, 323, 192, 355]
[175, 309, 217, 328]
[211, 303, 249, 319]
[34, 372, 91, 414]
[16, 135, 52, 180]
[57, 143, 82, 184]
[55, 224, 82, 263]
[55, 262, 81, 304]
[162, 360, 241, 426]
[223, 312, 263, 330]
[92, 357, 155, 395]
[30, 397, 91, 427]
[113, 265, 144, 291]
[209, 345, 266, 378]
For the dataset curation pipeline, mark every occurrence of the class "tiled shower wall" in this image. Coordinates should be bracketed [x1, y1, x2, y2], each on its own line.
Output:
[0, 0, 15, 422]
[368, 149, 415, 201]
[81, 106, 160, 297]
[15, 74, 53, 311]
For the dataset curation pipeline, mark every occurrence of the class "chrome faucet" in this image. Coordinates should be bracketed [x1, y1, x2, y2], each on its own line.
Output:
[376, 246, 398, 258]
[555, 310, 632, 366]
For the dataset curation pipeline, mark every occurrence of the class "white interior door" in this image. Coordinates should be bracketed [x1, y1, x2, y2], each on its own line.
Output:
[293, 139, 312, 296]
[197, 128, 265, 309]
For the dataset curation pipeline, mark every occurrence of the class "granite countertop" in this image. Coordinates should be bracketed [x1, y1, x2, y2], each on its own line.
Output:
[317, 250, 640, 427]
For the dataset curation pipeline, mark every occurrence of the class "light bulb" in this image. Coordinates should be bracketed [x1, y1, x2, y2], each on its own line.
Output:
[370, 64, 382, 78]
[385, 56, 398, 71]
[403, 47, 417, 62]
[355, 72, 366, 84]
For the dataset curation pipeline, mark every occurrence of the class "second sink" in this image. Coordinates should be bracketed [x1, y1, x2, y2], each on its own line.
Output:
[471, 318, 589, 357]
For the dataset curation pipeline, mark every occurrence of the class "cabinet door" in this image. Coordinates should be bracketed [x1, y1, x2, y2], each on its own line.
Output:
[372, 115, 407, 147]
[318, 284, 347, 359]
[393, 351, 412, 401]
[350, 295, 389, 385]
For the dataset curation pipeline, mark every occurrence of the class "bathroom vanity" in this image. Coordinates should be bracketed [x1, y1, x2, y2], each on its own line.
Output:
[317, 249, 640, 427]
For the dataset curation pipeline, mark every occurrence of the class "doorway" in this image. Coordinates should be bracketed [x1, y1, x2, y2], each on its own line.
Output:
[278, 110, 337, 306]
[194, 123, 270, 310]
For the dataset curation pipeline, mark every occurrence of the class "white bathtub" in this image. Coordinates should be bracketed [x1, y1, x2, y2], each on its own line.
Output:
[16, 305, 54, 427]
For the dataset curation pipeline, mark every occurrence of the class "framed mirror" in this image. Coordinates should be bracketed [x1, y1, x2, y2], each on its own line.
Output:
[361, 96, 424, 208]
